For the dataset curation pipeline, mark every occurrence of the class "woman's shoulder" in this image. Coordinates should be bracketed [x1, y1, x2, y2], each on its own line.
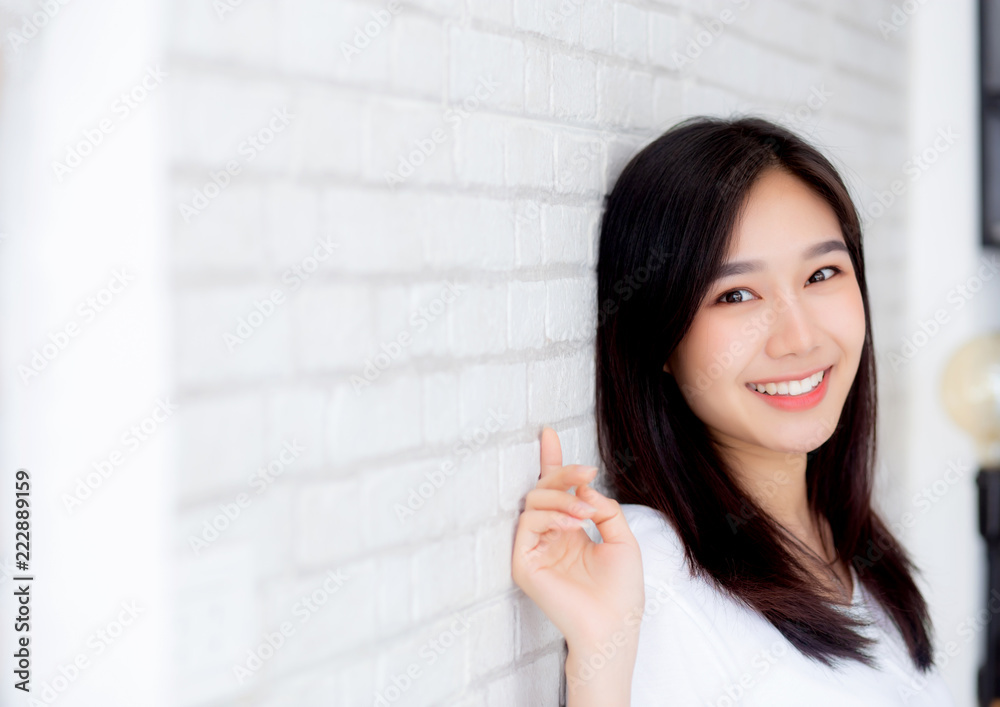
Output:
[619, 503, 737, 619]
[620, 503, 686, 564]
[620, 501, 672, 530]
[620, 502, 697, 605]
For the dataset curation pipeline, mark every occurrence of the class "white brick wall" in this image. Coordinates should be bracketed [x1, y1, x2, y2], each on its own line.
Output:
[163, 1, 920, 705]
[0, 0, 940, 704]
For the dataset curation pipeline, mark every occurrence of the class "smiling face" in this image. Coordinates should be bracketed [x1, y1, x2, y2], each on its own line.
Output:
[664, 167, 867, 460]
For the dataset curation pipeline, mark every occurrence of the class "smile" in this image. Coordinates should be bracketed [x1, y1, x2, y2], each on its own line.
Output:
[744, 366, 833, 411]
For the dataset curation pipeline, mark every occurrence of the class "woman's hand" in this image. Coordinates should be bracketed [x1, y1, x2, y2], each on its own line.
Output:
[511, 427, 645, 652]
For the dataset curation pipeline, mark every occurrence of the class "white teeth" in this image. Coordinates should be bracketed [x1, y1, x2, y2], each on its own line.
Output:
[749, 369, 825, 397]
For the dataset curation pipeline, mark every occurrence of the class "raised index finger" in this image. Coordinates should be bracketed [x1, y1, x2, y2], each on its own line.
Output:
[539, 426, 563, 479]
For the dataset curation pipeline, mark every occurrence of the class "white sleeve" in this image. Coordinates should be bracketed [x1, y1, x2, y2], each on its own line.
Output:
[623, 505, 739, 706]
[631, 584, 738, 706]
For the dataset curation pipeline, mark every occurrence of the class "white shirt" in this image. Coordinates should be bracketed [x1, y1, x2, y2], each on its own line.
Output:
[621, 503, 956, 706]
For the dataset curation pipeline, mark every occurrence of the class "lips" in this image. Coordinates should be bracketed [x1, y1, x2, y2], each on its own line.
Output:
[745, 366, 827, 397]
[745, 365, 832, 411]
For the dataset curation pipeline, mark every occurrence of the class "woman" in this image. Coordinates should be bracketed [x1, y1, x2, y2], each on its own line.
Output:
[511, 115, 956, 706]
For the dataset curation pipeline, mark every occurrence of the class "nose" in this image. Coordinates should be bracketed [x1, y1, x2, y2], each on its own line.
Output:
[763, 293, 819, 359]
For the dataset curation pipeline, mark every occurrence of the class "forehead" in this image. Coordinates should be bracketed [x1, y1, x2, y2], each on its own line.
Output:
[728, 169, 843, 255]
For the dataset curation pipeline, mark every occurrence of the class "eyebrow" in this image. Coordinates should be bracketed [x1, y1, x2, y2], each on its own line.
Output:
[712, 239, 850, 282]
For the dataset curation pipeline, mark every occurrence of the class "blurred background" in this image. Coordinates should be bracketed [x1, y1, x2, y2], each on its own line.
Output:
[0, 0, 995, 705]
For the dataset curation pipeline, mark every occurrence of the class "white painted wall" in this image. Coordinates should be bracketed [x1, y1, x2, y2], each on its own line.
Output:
[902, 1, 999, 706]
[0, 0, 170, 705]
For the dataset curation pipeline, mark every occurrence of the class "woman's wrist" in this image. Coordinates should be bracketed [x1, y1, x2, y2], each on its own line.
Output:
[564, 626, 641, 707]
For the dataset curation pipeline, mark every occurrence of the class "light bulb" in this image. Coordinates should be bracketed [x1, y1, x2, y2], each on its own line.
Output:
[940, 332, 1000, 467]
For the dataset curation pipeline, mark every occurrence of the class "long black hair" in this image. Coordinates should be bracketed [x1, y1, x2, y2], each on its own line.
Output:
[595, 114, 935, 672]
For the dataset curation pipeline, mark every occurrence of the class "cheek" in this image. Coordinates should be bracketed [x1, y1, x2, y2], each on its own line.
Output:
[840, 288, 867, 354]
[820, 287, 867, 371]
[674, 319, 753, 389]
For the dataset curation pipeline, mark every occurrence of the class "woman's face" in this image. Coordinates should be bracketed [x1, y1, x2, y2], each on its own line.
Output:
[664, 168, 866, 458]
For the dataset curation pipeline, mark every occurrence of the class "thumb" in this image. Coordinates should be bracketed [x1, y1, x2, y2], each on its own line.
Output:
[575, 483, 635, 546]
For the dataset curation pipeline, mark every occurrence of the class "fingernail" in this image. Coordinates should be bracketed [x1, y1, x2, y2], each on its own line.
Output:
[575, 503, 597, 515]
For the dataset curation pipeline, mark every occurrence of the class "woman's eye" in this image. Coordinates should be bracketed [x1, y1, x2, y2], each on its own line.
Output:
[718, 288, 755, 304]
[807, 265, 841, 283]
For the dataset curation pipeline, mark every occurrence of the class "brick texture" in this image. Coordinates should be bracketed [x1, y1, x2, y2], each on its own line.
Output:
[164, 1, 912, 704]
